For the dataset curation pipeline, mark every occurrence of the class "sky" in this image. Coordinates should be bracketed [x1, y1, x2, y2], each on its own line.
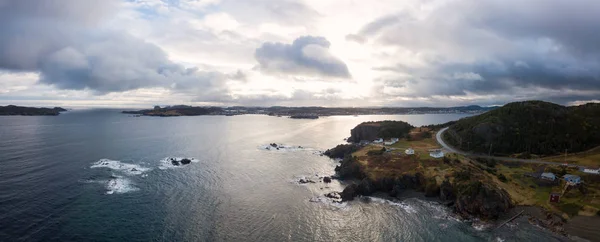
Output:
[0, 0, 599, 108]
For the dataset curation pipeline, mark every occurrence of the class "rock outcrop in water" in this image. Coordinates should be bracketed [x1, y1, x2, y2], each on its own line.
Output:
[169, 157, 194, 166]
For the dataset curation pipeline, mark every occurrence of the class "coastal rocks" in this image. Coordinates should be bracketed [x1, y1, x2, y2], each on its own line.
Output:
[323, 176, 332, 183]
[261, 143, 308, 152]
[341, 184, 359, 201]
[323, 144, 360, 159]
[439, 180, 456, 203]
[159, 157, 198, 169]
[528, 211, 566, 235]
[454, 181, 512, 220]
[298, 178, 316, 184]
[169, 157, 194, 166]
[325, 192, 342, 201]
[424, 180, 441, 197]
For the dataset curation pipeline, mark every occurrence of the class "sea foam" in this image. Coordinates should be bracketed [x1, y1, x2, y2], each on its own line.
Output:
[91, 159, 151, 175]
[105, 176, 139, 195]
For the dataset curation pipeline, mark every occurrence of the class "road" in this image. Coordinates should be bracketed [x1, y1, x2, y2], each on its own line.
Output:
[436, 127, 586, 168]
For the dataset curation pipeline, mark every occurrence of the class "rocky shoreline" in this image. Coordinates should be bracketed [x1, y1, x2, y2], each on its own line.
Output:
[318, 143, 598, 240]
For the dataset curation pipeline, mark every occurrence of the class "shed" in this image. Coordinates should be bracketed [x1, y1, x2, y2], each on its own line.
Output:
[541, 172, 556, 181]
[405, 148, 415, 155]
[563, 174, 582, 184]
[549, 193, 560, 203]
[429, 149, 444, 158]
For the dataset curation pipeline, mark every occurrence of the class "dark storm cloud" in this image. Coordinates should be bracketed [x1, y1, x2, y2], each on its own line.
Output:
[360, 0, 600, 104]
[0, 0, 227, 95]
[254, 36, 351, 78]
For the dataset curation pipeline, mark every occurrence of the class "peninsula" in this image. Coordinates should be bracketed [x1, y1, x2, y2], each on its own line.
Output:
[324, 101, 600, 240]
[0, 105, 67, 116]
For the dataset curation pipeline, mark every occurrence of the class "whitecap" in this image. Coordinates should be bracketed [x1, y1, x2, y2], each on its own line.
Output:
[309, 196, 348, 210]
[366, 196, 418, 213]
[495, 237, 505, 242]
[471, 221, 493, 231]
[259, 144, 313, 152]
[105, 176, 139, 194]
[91, 159, 151, 175]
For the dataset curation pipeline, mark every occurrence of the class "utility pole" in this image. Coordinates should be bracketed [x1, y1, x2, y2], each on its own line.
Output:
[564, 149, 568, 163]
[489, 142, 493, 156]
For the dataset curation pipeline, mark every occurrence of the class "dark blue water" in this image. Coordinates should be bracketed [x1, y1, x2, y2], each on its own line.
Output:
[0, 110, 565, 241]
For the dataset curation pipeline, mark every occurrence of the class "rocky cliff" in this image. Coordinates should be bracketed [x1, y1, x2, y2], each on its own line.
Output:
[324, 146, 513, 220]
[348, 121, 414, 143]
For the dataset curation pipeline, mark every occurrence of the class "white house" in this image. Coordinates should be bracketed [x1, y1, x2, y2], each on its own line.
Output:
[405, 148, 415, 155]
[384, 138, 399, 145]
[429, 149, 444, 158]
[583, 168, 600, 175]
[373, 138, 383, 144]
[541, 172, 556, 181]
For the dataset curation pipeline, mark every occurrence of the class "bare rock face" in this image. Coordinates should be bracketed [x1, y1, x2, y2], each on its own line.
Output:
[348, 123, 381, 143]
[455, 181, 512, 219]
[439, 180, 456, 202]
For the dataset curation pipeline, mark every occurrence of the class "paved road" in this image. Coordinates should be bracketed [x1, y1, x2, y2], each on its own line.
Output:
[436, 127, 586, 168]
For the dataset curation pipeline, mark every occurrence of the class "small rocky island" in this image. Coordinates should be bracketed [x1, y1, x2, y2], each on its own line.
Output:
[0, 105, 67, 116]
[168, 157, 194, 166]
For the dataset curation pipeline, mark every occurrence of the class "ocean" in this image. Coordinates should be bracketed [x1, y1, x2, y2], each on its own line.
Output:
[0, 110, 566, 241]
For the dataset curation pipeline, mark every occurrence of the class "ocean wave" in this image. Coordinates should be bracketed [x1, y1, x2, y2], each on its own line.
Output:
[91, 159, 151, 175]
[259, 144, 313, 152]
[158, 157, 199, 169]
[366, 197, 418, 214]
[309, 196, 348, 210]
[105, 176, 139, 195]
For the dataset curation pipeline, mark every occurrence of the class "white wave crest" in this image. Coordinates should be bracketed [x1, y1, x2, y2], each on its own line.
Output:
[366, 197, 417, 213]
[309, 196, 348, 210]
[91, 159, 151, 175]
[105, 176, 139, 195]
[259, 144, 312, 152]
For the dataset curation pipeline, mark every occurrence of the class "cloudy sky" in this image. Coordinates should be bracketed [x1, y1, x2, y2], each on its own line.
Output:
[1, 0, 599, 107]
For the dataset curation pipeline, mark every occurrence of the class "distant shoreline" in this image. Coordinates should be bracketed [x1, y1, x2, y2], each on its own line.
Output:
[122, 105, 491, 117]
[0, 105, 67, 116]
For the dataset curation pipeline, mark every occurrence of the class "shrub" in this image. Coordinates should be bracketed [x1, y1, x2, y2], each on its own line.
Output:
[559, 203, 582, 217]
[497, 173, 508, 182]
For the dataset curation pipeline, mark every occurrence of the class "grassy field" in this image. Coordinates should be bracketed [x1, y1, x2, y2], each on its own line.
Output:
[542, 146, 600, 167]
[492, 162, 600, 218]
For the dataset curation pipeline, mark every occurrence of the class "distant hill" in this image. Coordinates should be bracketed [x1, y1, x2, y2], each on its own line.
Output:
[123, 106, 223, 116]
[0, 105, 67, 116]
[348, 121, 414, 143]
[445, 101, 600, 156]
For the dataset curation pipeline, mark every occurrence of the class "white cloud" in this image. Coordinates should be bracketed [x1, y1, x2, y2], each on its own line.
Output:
[1, 0, 599, 108]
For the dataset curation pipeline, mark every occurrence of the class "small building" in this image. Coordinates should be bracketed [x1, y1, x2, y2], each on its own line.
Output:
[405, 148, 415, 155]
[384, 138, 399, 145]
[373, 138, 383, 144]
[429, 149, 444, 158]
[549, 193, 560, 203]
[541, 172, 556, 181]
[582, 168, 600, 175]
[563, 174, 582, 184]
